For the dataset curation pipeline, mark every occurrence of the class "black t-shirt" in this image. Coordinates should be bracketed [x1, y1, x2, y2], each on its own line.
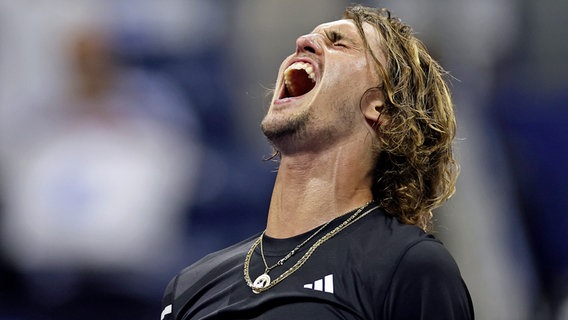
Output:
[161, 206, 474, 319]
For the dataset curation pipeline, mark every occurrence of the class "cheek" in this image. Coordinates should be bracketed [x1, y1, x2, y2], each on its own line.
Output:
[322, 59, 373, 94]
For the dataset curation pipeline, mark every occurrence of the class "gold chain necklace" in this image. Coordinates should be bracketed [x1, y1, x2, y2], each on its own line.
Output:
[244, 201, 376, 294]
[253, 220, 331, 291]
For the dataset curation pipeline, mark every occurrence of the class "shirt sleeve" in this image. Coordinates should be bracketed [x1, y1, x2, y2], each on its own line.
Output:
[383, 239, 474, 320]
[160, 276, 177, 320]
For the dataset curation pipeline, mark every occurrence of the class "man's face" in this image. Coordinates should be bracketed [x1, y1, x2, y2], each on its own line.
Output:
[261, 19, 384, 153]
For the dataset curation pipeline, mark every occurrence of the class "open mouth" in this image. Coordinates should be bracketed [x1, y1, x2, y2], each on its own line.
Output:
[281, 61, 316, 98]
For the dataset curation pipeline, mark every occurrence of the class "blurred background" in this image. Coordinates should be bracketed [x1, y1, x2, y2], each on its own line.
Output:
[0, 0, 566, 319]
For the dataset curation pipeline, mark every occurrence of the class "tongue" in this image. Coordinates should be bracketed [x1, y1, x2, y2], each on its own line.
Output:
[287, 69, 315, 97]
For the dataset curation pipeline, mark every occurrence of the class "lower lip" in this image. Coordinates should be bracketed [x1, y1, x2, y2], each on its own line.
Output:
[273, 97, 298, 105]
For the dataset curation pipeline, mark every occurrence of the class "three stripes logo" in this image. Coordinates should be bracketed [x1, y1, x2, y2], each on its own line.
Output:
[303, 274, 334, 294]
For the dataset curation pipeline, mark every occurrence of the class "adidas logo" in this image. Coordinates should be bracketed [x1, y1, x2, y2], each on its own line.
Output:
[303, 274, 334, 294]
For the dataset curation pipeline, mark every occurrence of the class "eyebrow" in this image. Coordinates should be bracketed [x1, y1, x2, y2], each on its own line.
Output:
[323, 29, 348, 44]
[327, 30, 343, 42]
[312, 22, 360, 45]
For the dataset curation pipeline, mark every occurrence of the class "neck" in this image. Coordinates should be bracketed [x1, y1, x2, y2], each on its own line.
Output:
[265, 137, 375, 238]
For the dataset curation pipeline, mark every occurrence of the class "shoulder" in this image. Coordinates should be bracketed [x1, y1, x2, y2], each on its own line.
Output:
[175, 234, 257, 288]
[348, 208, 436, 259]
[161, 234, 258, 307]
[386, 238, 465, 293]
[395, 239, 461, 277]
[383, 238, 475, 319]
[342, 209, 473, 318]
[334, 207, 439, 275]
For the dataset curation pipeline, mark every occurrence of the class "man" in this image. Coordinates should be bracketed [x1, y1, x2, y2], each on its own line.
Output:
[161, 5, 474, 319]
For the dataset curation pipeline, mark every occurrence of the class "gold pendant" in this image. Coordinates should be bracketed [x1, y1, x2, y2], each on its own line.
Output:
[252, 273, 271, 293]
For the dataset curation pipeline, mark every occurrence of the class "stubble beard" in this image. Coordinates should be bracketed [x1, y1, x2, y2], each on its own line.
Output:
[261, 110, 312, 151]
[260, 103, 356, 154]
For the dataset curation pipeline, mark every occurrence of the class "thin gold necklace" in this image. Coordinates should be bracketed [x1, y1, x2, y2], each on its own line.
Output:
[254, 221, 330, 290]
[244, 201, 376, 294]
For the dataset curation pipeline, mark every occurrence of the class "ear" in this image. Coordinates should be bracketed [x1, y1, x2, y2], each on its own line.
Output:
[360, 87, 386, 131]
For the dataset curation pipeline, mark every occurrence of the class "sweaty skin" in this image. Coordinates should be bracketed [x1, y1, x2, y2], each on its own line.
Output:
[261, 19, 387, 238]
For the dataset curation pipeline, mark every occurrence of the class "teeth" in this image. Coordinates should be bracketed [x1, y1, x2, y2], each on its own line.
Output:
[284, 62, 316, 82]
[283, 62, 316, 97]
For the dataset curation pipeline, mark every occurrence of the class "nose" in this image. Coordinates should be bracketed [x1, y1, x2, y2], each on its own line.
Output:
[295, 34, 322, 55]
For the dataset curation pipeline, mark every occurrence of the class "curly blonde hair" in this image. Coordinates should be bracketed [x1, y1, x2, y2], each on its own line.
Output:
[344, 5, 458, 231]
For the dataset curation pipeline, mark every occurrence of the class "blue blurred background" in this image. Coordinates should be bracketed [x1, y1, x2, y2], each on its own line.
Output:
[0, 0, 566, 319]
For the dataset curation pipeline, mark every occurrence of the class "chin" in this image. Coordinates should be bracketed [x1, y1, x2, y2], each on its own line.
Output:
[261, 110, 311, 144]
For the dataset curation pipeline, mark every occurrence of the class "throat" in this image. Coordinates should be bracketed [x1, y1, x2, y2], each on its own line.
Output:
[265, 153, 375, 238]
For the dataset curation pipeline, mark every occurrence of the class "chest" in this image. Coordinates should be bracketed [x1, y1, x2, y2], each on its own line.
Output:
[176, 241, 393, 320]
